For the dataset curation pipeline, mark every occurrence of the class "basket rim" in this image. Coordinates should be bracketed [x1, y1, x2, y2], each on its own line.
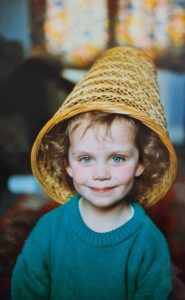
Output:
[31, 104, 177, 207]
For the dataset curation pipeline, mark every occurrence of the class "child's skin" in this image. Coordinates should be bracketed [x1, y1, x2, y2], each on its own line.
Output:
[12, 46, 176, 299]
[66, 116, 144, 233]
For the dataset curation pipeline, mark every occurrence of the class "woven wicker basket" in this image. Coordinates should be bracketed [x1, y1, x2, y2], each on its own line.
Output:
[31, 46, 177, 207]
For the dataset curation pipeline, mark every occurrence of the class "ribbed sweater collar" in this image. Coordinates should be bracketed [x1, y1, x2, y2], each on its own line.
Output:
[67, 194, 146, 248]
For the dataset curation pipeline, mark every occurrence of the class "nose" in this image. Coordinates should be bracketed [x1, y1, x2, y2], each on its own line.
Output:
[92, 162, 111, 181]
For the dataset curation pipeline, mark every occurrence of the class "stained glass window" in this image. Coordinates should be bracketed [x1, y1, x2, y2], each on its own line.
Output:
[29, 0, 185, 70]
[115, 0, 185, 70]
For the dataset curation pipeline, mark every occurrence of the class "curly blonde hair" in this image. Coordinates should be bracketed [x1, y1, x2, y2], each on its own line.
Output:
[41, 111, 170, 203]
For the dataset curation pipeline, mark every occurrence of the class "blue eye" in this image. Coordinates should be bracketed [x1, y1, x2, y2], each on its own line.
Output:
[112, 156, 124, 164]
[80, 156, 92, 164]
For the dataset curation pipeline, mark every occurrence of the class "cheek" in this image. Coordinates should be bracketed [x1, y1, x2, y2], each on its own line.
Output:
[75, 173, 87, 185]
[67, 164, 88, 184]
[112, 166, 136, 183]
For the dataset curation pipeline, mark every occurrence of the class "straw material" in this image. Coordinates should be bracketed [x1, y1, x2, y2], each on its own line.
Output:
[31, 46, 177, 207]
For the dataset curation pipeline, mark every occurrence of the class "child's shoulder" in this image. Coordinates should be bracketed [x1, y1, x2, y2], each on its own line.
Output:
[33, 194, 79, 232]
[40, 194, 79, 221]
[134, 203, 169, 250]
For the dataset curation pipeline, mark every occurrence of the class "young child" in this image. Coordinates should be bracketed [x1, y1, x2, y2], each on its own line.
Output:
[11, 46, 177, 299]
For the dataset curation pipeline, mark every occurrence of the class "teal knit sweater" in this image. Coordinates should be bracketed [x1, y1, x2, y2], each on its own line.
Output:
[11, 194, 172, 299]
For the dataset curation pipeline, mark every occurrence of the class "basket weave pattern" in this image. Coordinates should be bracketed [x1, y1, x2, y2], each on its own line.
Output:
[31, 46, 177, 207]
[57, 47, 167, 133]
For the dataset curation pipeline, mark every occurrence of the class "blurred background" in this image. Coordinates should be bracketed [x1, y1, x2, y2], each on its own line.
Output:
[0, 1, 185, 299]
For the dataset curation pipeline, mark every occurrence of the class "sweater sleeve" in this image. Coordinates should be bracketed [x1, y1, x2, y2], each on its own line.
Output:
[11, 216, 52, 300]
[132, 219, 172, 300]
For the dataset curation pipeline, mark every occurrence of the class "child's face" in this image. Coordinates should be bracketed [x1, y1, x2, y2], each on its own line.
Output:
[66, 117, 144, 209]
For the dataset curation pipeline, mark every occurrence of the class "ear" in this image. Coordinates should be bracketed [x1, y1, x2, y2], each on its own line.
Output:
[66, 165, 73, 178]
[135, 163, 144, 177]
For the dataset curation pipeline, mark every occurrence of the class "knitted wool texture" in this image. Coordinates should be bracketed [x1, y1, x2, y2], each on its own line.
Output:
[11, 195, 172, 299]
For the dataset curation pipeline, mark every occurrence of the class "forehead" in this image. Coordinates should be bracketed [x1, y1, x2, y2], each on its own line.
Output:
[69, 115, 136, 146]
[69, 113, 136, 133]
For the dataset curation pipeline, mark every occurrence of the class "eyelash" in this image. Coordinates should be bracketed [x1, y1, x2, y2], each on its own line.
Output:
[79, 156, 92, 164]
[78, 155, 125, 165]
[112, 156, 125, 164]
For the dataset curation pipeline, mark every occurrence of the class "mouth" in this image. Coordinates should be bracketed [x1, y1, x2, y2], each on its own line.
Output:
[89, 186, 116, 193]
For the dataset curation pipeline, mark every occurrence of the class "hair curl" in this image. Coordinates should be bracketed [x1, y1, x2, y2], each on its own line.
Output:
[40, 111, 170, 203]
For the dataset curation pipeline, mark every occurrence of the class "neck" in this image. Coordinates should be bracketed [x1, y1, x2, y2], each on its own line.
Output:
[79, 198, 133, 233]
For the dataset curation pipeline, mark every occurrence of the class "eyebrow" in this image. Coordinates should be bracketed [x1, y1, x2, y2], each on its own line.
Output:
[71, 151, 93, 156]
[109, 149, 133, 156]
[71, 149, 134, 157]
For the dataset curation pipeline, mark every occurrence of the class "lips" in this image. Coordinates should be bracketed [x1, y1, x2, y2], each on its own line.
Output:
[90, 186, 116, 193]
